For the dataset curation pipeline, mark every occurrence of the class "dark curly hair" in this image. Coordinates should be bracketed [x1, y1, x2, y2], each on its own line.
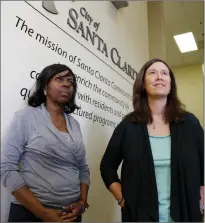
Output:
[28, 63, 79, 114]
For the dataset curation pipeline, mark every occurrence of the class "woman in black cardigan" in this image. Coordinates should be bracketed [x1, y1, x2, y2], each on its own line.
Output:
[100, 58, 204, 222]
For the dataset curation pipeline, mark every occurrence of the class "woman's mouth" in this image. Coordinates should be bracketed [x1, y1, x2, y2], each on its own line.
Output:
[60, 92, 69, 97]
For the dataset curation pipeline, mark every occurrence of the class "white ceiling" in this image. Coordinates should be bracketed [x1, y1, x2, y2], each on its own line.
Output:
[162, 1, 204, 68]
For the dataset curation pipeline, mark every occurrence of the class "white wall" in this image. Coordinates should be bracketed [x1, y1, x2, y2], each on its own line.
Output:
[173, 64, 204, 126]
[1, 1, 149, 221]
[147, 1, 167, 61]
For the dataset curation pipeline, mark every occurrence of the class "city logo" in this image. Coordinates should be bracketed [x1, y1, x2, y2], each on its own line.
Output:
[42, 1, 58, 14]
[41, 0, 137, 80]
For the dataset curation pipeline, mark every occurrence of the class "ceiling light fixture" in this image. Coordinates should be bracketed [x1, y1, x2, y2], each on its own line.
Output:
[173, 32, 198, 53]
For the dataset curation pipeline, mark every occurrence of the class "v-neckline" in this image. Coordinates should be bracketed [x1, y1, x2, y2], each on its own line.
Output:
[41, 104, 75, 141]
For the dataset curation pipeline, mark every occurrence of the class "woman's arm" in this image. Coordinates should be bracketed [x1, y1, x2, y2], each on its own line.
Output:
[190, 114, 204, 213]
[77, 124, 90, 209]
[61, 130, 90, 219]
[100, 121, 125, 203]
[193, 116, 204, 186]
[13, 186, 78, 222]
[194, 118, 204, 212]
[80, 183, 89, 205]
[0, 111, 65, 221]
[109, 182, 125, 207]
[1, 112, 28, 192]
[78, 154, 90, 205]
[1, 112, 47, 216]
[12, 186, 49, 219]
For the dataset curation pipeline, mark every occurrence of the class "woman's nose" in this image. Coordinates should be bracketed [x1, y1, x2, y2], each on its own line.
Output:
[156, 72, 163, 80]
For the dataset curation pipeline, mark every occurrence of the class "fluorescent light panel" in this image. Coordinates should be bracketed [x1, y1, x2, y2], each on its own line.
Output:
[174, 32, 198, 53]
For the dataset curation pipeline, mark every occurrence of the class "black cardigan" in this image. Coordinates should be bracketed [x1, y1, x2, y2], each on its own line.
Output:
[100, 112, 204, 222]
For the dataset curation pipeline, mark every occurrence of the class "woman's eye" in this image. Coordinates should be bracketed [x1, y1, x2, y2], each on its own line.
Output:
[56, 77, 62, 82]
[68, 81, 74, 87]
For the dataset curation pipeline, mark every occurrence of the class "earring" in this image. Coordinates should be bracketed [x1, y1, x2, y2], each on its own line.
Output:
[64, 105, 71, 113]
[44, 89, 47, 96]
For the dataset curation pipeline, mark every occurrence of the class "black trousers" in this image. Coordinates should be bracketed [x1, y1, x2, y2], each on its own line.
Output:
[8, 203, 41, 222]
[8, 202, 82, 222]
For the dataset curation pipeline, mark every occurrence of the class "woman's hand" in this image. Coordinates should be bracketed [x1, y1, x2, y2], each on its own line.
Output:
[60, 202, 85, 220]
[200, 186, 204, 215]
[120, 199, 125, 209]
[41, 208, 76, 222]
[121, 199, 125, 208]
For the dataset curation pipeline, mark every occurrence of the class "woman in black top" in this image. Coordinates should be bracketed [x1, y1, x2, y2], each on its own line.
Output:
[100, 58, 204, 222]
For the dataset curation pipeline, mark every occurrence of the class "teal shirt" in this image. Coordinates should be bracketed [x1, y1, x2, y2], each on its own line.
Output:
[149, 135, 173, 222]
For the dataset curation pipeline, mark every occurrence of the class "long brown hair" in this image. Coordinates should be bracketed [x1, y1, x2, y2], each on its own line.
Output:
[128, 58, 186, 124]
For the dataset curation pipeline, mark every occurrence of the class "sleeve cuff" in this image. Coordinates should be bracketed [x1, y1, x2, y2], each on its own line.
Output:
[4, 172, 26, 193]
[80, 175, 90, 186]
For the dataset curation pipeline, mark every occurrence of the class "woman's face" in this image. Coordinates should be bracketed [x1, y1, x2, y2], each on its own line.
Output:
[46, 70, 75, 105]
[144, 62, 171, 98]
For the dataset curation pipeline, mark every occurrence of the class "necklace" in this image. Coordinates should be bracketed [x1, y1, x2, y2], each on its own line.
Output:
[56, 120, 61, 127]
[152, 121, 165, 129]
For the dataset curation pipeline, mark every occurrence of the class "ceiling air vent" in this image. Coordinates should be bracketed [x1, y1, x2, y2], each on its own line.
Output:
[111, 1, 129, 9]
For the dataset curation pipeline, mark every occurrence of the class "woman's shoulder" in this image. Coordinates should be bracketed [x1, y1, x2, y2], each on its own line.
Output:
[183, 112, 201, 125]
[13, 106, 39, 118]
[7, 106, 40, 129]
[115, 112, 137, 132]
